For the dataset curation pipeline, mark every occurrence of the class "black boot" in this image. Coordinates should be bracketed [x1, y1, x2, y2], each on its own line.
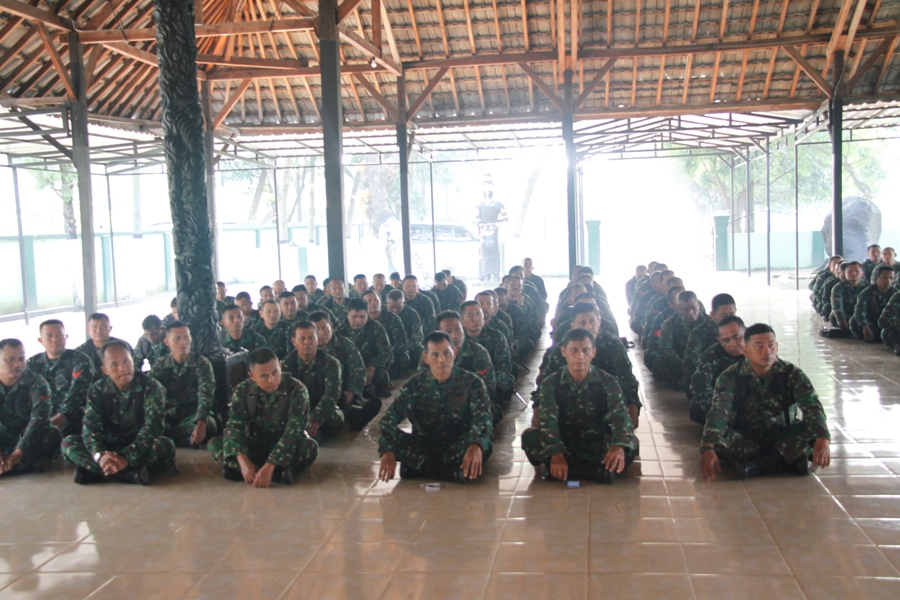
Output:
[424, 461, 467, 484]
[111, 466, 150, 486]
[74, 466, 103, 485]
[541, 463, 560, 482]
[732, 459, 763, 480]
[733, 453, 785, 480]
[273, 466, 294, 485]
[596, 467, 615, 485]
[399, 463, 424, 479]
[786, 456, 811, 477]
[223, 466, 243, 482]
[346, 398, 382, 432]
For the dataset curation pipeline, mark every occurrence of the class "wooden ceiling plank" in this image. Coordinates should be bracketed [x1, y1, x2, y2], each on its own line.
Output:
[782, 44, 833, 97]
[213, 78, 253, 128]
[35, 22, 75, 99]
[517, 62, 564, 112]
[573, 57, 615, 110]
[353, 72, 398, 121]
[844, 36, 892, 91]
[406, 0, 423, 59]
[407, 66, 449, 120]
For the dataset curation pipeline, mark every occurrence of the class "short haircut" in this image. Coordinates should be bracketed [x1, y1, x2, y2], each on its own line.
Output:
[578, 266, 594, 276]
[571, 301, 600, 318]
[260, 300, 277, 309]
[0, 338, 24, 351]
[436, 310, 461, 325]
[562, 327, 595, 347]
[165, 320, 188, 333]
[508, 266, 524, 274]
[347, 298, 368, 312]
[403, 275, 418, 283]
[459, 300, 480, 313]
[441, 269, 452, 276]
[884, 247, 895, 253]
[291, 320, 316, 336]
[829, 255, 843, 262]
[717, 315, 745, 331]
[216, 281, 225, 287]
[666, 286, 685, 302]
[249, 347, 278, 367]
[322, 277, 332, 288]
[493, 287, 508, 296]
[260, 285, 272, 293]
[424, 331, 452, 348]
[353, 274, 367, 282]
[292, 284, 308, 293]
[373, 273, 385, 279]
[100, 339, 131, 359]
[711, 293, 736, 312]
[868, 244, 882, 251]
[329, 277, 344, 284]
[305, 275, 317, 282]
[434, 272, 446, 282]
[88, 312, 109, 323]
[277, 291, 294, 300]
[655, 263, 668, 271]
[221, 305, 242, 317]
[677, 290, 698, 304]
[235, 291, 252, 302]
[650, 271, 664, 283]
[660, 270, 675, 278]
[362, 289, 378, 299]
[842, 260, 861, 271]
[170, 297, 178, 308]
[873, 265, 894, 279]
[647, 261, 659, 271]
[507, 274, 522, 282]
[39, 319, 65, 332]
[386, 290, 404, 302]
[574, 292, 595, 303]
[743, 323, 775, 343]
[636, 265, 647, 272]
[390, 272, 401, 280]
[141, 315, 162, 330]
[308, 310, 331, 324]
[479, 289, 498, 300]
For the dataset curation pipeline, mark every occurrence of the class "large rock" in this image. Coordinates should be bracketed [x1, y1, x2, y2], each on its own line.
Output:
[821, 196, 882, 261]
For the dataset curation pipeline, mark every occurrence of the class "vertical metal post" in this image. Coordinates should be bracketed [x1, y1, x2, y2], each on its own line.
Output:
[397, 75, 412, 274]
[273, 167, 283, 279]
[745, 152, 751, 277]
[794, 140, 800, 290]
[68, 33, 97, 319]
[11, 163, 29, 324]
[730, 154, 735, 271]
[200, 79, 220, 279]
[320, 0, 346, 279]
[562, 69, 577, 270]
[105, 170, 119, 306]
[765, 138, 771, 286]
[831, 50, 844, 257]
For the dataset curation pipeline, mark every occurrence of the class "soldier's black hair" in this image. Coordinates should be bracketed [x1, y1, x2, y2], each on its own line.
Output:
[842, 261, 862, 270]
[278, 291, 296, 300]
[636, 265, 648, 273]
[142, 315, 163, 330]
[322, 277, 332, 288]
[743, 323, 776, 343]
[308, 310, 331, 324]
[347, 298, 368, 312]
[164, 320, 188, 334]
[578, 266, 594, 276]
[475, 290, 497, 300]
[235, 291, 252, 302]
[386, 290, 404, 302]
[650, 271, 665, 283]
[508, 266, 524, 275]
[88, 312, 110, 323]
[305, 274, 317, 282]
[874, 265, 895, 279]
[39, 319, 65, 332]
[441, 269, 452, 276]
[434, 272, 446, 282]
[493, 287, 508, 296]
[260, 300, 277, 308]
[402, 274, 418, 283]
[666, 286, 685, 302]
[654, 263, 668, 271]
[711, 293, 736, 312]
[436, 310, 461, 325]
[373, 273, 386, 279]
[100, 339, 132, 360]
[353, 274, 367, 282]
[717, 315, 745, 331]
[170, 297, 178, 308]
[390, 272, 401, 280]
[459, 301, 480, 313]
[291, 320, 317, 336]
[259, 285, 272, 293]
[216, 281, 226, 287]
[424, 331, 452, 348]
[0, 338, 23, 351]
[676, 290, 698, 304]
[248, 347, 278, 367]
[292, 284, 308, 294]
[220, 304, 242, 317]
[329, 276, 344, 284]
[574, 292, 595, 303]
[660, 269, 675, 278]
[571, 302, 600, 318]
[361, 289, 378, 299]
[868, 244, 882, 251]
[561, 327, 595, 348]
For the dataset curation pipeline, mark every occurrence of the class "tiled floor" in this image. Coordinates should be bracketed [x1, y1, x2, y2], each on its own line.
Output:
[2, 272, 900, 599]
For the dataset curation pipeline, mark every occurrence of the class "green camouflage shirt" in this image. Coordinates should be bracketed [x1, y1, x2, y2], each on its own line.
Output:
[682, 318, 719, 378]
[431, 285, 464, 312]
[0, 369, 51, 452]
[222, 375, 310, 467]
[406, 293, 436, 331]
[322, 334, 366, 396]
[417, 338, 497, 396]
[396, 307, 424, 351]
[486, 318, 514, 350]
[379, 366, 492, 454]
[819, 277, 841, 314]
[133, 337, 170, 370]
[218, 328, 267, 354]
[659, 314, 709, 362]
[323, 297, 350, 323]
[376, 310, 409, 360]
[831, 280, 866, 322]
[701, 358, 830, 451]
[256, 322, 291, 359]
[283, 349, 342, 424]
[83, 372, 167, 464]
[494, 309, 514, 332]
[26, 349, 93, 426]
[150, 352, 215, 426]
[338, 319, 392, 369]
[878, 290, 900, 330]
[466, 327, 514, 389]
[74, 338, 127, 376]
[536, 365, 635, 461]
[689, 344, 744, 408]
[853, 284, 898, 327]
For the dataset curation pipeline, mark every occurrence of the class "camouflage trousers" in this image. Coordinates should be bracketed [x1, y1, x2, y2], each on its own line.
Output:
[849, 318, 881, 342]
[521, 427, 638, 471]
[652, 354, 684, 386]
[390, 351, 410, 379]
[367, 367, 392, 397]
[0, 426, 63, 475]
[689, 393, 714, 425]
[165, 414, 218, 447]
[391, 430, 492, 472]
[61, 434, 175, 475]
[309, 403, 345, 439]
[882, 327, 900, 349]
[207, 435, 318, 471]
[714, 422, 816, 464]
[406, 346, 424, 371]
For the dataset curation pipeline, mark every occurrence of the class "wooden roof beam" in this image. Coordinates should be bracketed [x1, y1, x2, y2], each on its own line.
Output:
[338, 29, 401, 75]
[353, 72, 398, 121]
[435, 0, 449, 58]
[379, 0, 400, 64]
[337, 0, 364, 23]
[196, 54, 307, 69]
[782, 44, 833, 98]
[844, 36, 894, 92]
[517, 62, 564, 113]
[0, 0, 73, 30]
[573, 57, 616, 110]
[406, 0, 422, 59]
[521, 0, 529, 51]
[207, 62, 386, 81]
[72, 18, 317, 43]
[214, 78, 253, 129]
[35, 23, 75, 99]
[491, 0, 502, 53]
[463, 0, 475, 53]
[407, 67, 449, 120]
[826, 0, 856, 58]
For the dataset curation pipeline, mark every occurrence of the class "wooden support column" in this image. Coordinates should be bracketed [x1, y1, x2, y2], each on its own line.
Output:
[201, 79, 219, 279]
[320, 0, 346, 279]
[831, 50, 844, 256]
[68, 33, 97, 320]
[562, 68, 577, 269]
[397, 74, 412, 274]
[153, 0, 221, 356]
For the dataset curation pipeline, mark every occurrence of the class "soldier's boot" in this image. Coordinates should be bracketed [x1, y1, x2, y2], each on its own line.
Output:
[346, 397, 382, 432]
[223, 466, 243, 482]
[568, 461, 615, 485]
[74, 466, 104, 485]
[399, 463, 424, 479]
[111, 466, 150, 486]
[273, 466, 293, 486]
[733, 451, 785, 480]
[785, 456, 811, 477]
[423, 460, 467, 485]
[541, 463, 560, 482]
[173, 435, 194, 449]
[688, 402, 708, 426]
[363, 384, 377, 400]
[489, 403, 503, 427]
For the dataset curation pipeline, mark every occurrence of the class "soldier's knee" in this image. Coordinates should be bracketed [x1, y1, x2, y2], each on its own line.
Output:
[156, 436, 176, 458]
[60, 434, 81, 451]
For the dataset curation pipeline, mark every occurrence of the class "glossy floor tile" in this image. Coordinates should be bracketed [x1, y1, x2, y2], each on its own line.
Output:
[2, 273, 900, 598]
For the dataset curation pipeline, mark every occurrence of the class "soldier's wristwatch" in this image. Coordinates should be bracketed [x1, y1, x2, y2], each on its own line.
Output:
[93, 452, 102, 462]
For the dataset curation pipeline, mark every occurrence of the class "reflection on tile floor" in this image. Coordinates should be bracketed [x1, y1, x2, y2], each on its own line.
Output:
[2, 275, 900, 599]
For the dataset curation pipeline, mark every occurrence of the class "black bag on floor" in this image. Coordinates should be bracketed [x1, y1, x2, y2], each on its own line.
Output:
[819, 327, 851, 339]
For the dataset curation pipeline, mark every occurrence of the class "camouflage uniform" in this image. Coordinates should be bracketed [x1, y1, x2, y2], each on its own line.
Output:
[878, 290, 900, 349]
[503, 302, 534, 357]
[486, 318, 514, 353]
[654, 314, 711, 387]
[379, 366, 493, 478]
[283, 349, 344, 436]
[323, 297, 350, 323]
[808, 270, 831, 306]
[376, 309, 410, 379]
[396, 307, 425, 370]
[406, 293, 437, 332]
[688, 344, 743, 425]
[423, 290, 442, 320]
[417, 338, 500, 423]
[466, 327, 515, 403]
[522, 366, 638, 477]
[538, 331, 640, 411]
[62, 372, 175, 475]
[322, 334, 366, 398]
[551, 315, 618, 345]
[830, 280, 866, 327]
[642, 294, 672, 334]
[256, 322, 291, 359]
[149, 353, 217, 445]
[74, 338, 127, 377]
[215, 295, 235, 317]
[337, 319, 393, 395]
[26, 349, 93, 435]
[818, 276, 841, 319]
[862, 259, 879, 282]
[525, 274, 547, 301]
[133, 337, 170, 371]
[682, 318, 719, 391]
[208, 376, 318, 473]
[851, 284, 897, 341]
[430, 285, 463, 312]
[701, 359, 829, 465]
[641, 306, 674, 368]
[0, 370, 61, 474]
[309, 289, 326, 305]
[451, 278, 468, 300]
[494, 309, 514, 334]
[630, 288, 660, 334]
[245, 310, 264, 332]
[218, 328, 267, 354]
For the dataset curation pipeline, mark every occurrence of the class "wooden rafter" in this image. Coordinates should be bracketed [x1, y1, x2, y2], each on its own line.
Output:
[406, 0, 423, 59]
[214, 78, 253, 129]
[517, 62, 564, 113]
[736, 0, 761, 101]
[782, 44, 833, 98]
[372, 0, 382, 55]
[844, 0, 869, 58]
[474, 66, 485, 114]
[875, 36, 897, 91]
[763, 0, 791, 99]
[338, 29, 401, 75]
[407, 67, 449, 120]
[72, 18, 317, 44]
[826, 0, 857, 58]
[463, 0, 476, 54]
[0, 0, 73, 30]
[681, 0, 702, 104]
[435, 0, 449, 58]
[337, 0, 364, 23]
[501, 66, 510, 113]
[353, 72, 398, 121]
[34, 23, 75, 99]
[380, 1, 400, 64]
[573, 57, 616, 110]
[844, 36, 893, 92]
[448, 70, 460, 115]
[521, 0, 529, 51]
[491, 0, 502, 53]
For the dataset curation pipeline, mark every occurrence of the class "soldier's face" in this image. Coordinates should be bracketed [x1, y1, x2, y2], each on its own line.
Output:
[876, 270, 894, 292]
[261, 304, 281, 327]
[743, 332, 778, 372]
[423, 339, 454, 381]
[87, 318, 112, 346]
[273, 281, 286, 296]
[249, 358, 282, 393]
[222, 309, 244, 333]
[373, 277, 386, 292]
[883, 249, 896, 264]
[402, 280, 418, 299]
[508, 279, 523, 300]
[523, 259, 533, 273]
[868, 247, 882, 262]
[165, 327, 192, 359]
[236, 298, 253, 316]
[461, 307, 484, 334]
[496, 294, 509, 310]
[636, 267, 648, 278]
[846, 265, 863, 285]
[294, 291, 310, 311]
[38, 324, 67, 357]
[572, 312, 601, 337]
[438, 319, 465, 351]
[476, 295, 495, 318]
[390, 278, 401, 288]
[313, 320, 333, 346]
[292, 327, 318, 359]
[354, 278, 368, 294]
[678, 299, 701, 323]
[331, 281, 346, 302]
[567, 286, 585, 304]
[260, 289, 275, 303]
[365, 295, 382, 320]
[280, 297, 298, 320]
[386, 299, 404, 315]
[347, 310, 368, 330]
[101, 345, 134, 389]
[717, 323, 745, 357]
[216, 284, 227, 300]
[305, 277, 318, 293]
[143, 326, 165, 345]
[561, 339, 596, 376]
[0, 344, 26, 382]
[710, 303, 736, 324]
